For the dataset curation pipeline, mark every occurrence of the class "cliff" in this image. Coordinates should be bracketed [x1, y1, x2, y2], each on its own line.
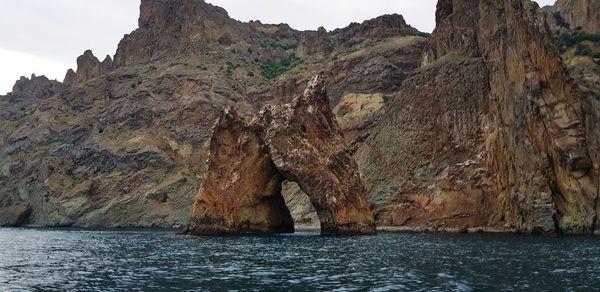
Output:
[554, 0, 600, 33]
[0, 0, 424, 229]
[356, 0, 599, 234]
[2, 0, 599, 234]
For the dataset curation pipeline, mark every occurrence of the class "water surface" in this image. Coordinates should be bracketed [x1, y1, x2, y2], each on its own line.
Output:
[1, 228, 599, 291]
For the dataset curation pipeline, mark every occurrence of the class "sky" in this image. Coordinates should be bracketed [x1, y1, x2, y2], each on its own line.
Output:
[0, 0, 556, 95]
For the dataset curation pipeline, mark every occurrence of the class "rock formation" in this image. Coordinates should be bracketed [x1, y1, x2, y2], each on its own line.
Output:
[357, 0, 599, 234]
[332, 14, 422, 44]
[260, 76, 376, 235]
[2, 0, 598, 235]
[185, 109, 294, 235]
[186, 76, 376, 235]
[554, 0, 600, 33]
[5, 74, 63, 100]
[113, 0, 250, 67]
[298, 27, 333, 57]
[0, 0, 424, 229]
[64, 50, 113, 87]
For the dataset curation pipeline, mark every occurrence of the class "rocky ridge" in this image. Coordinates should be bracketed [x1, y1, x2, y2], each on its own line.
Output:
[64, 50, 113, 87]
[0, 0, 423, 229]
[554, 0, 600, 33]
[2, 0, 600, 235]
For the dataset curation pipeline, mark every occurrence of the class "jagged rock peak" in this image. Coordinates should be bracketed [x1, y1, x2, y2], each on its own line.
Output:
[186, 75, 377, 236]
[258, 75, 376, 235]
[114, 0, 248, 67]
[64, 50, 113, 87]
[184, 107, 295, 235]
[333, 13, 422, 41]
[299, 13, 423, 56]
[138, 0, 231, 29]
[8, 74, 63, 99]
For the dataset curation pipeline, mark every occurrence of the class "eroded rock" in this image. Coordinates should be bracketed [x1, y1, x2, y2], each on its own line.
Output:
[360, 0, 599, 234]
[260, 76, 376, 235]
[6, 74, 63, 100]
[186, 75, 376, 236]
[64, 50, 113, 87]
[185, 109, 294, 235]
[555, 0, 600, 33]
[0, 204, 31, 227]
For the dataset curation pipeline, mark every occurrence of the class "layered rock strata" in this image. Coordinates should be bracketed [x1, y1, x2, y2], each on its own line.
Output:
[359, 0, 599, 234]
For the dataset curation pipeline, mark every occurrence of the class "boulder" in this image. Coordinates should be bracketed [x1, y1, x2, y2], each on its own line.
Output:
[0, 204, 31, 227]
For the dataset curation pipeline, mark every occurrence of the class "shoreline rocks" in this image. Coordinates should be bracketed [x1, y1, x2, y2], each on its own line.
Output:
[185, 76, 376, 236]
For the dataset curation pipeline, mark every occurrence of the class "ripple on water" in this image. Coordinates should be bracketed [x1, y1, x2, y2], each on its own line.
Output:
[1, 229, 600, 291]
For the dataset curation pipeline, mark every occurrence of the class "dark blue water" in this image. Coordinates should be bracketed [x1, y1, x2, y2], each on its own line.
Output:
[1, 228, 599, 291]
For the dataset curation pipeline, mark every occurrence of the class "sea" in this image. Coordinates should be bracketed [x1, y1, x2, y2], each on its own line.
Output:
[1, 228, 599, 291]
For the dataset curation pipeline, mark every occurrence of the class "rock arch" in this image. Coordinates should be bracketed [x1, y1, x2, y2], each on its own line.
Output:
[184, 76, 376, 236]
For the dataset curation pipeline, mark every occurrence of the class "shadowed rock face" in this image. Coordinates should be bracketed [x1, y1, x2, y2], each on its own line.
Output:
[555, 0, 600, 33]
[185, 109, 294, 235]
[186, 75, 376, 236]
[360, 0, 599, 234]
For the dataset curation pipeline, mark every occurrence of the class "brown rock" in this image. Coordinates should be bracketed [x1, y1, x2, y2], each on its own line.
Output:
[259, 75, 376, 235]
[186, 75, 376, 236]
[298, 27, 333, 57]
[0, 0, 427, 229]
[332, 14, 422, 43]
[7, 74, 63, 100]
[0, 204, 31, 227]
[114, 0, 250, 67]
[361, 0, 598, 234]
[555, 0, 600, 33]
[64, 50, 113, 87]
[63, 69, 77, 87]
[185, 109, 294, 235]
[355, 55, 494, 231]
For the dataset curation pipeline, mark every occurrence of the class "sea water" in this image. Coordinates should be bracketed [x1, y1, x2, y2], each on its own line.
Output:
[1, 228, 599, 291]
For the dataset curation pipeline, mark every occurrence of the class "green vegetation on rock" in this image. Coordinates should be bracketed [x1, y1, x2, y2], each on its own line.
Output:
[555, 28, 600, 53]
[263, 41, 298, 51]
[258, 54, 302, 80]
[553, 12, 570, 29]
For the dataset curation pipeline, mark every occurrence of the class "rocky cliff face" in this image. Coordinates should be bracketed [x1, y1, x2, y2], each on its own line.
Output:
[5, 74, 63, 101]
[554, 0, 600, 33]
[114, 0, 250, 67]
[187, 76, 376, 235]
[0, 74, 62, 125]
[357, 0, 600, 234]
[0, 0, 422, 229]
[259, 76, 376, 235]
[185, 109, 294, 235]
[2, 0, 598, 234]
[64, 50, 113, 87]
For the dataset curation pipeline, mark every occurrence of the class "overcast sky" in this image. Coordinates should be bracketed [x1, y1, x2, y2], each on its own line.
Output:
[0, 0, 556, 95]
